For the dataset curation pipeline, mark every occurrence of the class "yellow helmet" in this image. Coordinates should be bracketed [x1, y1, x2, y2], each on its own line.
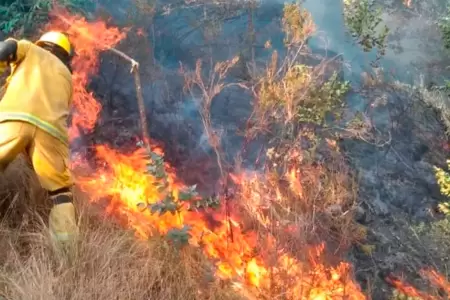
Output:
[36, 31, 72, 56]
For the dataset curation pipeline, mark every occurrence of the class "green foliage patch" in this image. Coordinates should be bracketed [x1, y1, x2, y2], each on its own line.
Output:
[343, 0, 389, 56]
[257, 3, 351, 132]
[136, 142, 221, 248]
[0, 0, 95, 35]
[298, 72, 351, 125]
[438, 5, 450, 50]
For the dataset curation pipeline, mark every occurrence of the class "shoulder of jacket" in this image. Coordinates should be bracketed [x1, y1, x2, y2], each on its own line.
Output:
[18, 39, 35, 50]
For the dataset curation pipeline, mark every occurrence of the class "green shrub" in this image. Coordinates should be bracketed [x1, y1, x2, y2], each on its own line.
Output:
[343, 0, 389, 56]
[0, 0, 95, 34]
[256, 3, 350, 132]
[438, 5, 450, 50]
[137, 143, 220, 248]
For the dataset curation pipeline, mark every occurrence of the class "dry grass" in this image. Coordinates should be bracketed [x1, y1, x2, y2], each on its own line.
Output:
[233, 144, 362, 262]
[0, 158, 242, 300]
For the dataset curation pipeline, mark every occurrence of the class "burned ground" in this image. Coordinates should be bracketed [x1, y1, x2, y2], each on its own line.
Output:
[343, 81, 450, 298]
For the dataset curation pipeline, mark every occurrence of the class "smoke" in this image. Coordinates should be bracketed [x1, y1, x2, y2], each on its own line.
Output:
[301, 0, 448, 85]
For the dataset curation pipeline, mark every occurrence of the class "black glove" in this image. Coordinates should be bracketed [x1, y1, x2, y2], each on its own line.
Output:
[0, 40, 17, 63]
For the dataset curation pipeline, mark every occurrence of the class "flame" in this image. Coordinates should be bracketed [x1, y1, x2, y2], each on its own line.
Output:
[387, 269, 450, 300]
[420, 269, 450, 295]
[387, 276, 435, 300]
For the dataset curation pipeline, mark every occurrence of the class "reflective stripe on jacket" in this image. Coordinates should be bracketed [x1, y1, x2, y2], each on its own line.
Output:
[0, 112, 68, 145]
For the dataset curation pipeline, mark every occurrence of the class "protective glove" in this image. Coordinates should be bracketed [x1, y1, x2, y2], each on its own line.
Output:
[49, 202, 79, 246]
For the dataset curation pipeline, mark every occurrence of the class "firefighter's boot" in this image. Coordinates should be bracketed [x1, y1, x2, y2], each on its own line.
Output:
[48, 192, 78, 247]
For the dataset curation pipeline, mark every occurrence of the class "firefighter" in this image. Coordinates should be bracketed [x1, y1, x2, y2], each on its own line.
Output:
[0, 31, 78, 246]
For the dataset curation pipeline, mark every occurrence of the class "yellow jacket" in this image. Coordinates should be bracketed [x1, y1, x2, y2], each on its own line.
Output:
[0, 39, 72, 145]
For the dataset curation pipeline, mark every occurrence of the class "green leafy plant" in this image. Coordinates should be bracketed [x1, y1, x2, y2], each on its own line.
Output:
[258, 61, 350, 127]
[0, 0, 95, 34]
[0, 0, 49, 34]
[298, 72, 351, 125]
[438, 5, 450, 50]
[412, 160, 450, 278]
[166, 225, 192, 249]
[253, 2, 351, 138]
[136, 142, 221, 248]
[343, 0, 389, 56]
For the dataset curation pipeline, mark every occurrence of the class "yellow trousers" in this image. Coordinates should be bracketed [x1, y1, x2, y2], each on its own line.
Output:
[0, 121, 78, 244]
[0, 121, 72, 189]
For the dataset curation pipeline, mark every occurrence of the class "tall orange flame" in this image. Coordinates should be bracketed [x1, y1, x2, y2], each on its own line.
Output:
[45, 7, 126, 139]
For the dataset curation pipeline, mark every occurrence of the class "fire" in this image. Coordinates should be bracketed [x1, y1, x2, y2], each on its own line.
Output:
[75, 144, 366, 299]
[387, 270, 450, 300]
[42, 8, 446, 300]
[387, 276, 434, 300]
[420, 269, 450, 295]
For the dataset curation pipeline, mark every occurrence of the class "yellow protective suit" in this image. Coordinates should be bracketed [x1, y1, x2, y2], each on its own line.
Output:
[0, 39, 72, 145]
[0, 38, 78, 245]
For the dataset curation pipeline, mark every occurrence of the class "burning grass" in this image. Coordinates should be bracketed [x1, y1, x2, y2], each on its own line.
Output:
[0, 161, 242, 300]
[0, 156, 366, 300]
[72, 143, 368, 299]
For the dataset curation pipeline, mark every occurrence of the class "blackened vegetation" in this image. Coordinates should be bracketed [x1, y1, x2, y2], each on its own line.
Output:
[344, 79, 450, 299]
